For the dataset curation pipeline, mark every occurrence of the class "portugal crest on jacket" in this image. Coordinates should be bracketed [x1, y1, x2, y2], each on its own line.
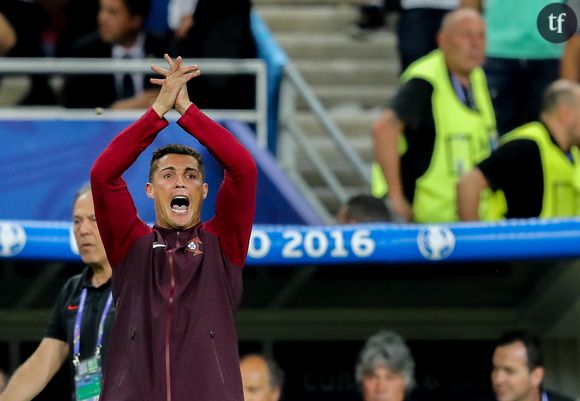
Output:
[185, 237, 203, 256]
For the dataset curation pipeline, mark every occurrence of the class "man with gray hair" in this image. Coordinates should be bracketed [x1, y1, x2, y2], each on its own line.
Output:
[458, 79, 580, 220]
[355, 330, 415, 401]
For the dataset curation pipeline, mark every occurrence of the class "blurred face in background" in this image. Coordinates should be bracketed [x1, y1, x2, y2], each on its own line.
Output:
[491, 341, 543, 401]
[362, 365, 406, 401]
[240, 356, 281, 401]
[98, 0, 142, 46]
[439, 10, 486, 77]
[73, 191, 108, 269]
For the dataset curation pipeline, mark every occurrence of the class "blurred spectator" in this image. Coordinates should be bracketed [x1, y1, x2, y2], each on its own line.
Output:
[0, 186, 113, 401]
[491, 330, 574, 401]
[55, 0, 170, 57]
[371, 9, 496, 223]
[0, 12, 16, 56]
[0, 0, 56, 105]
[167, 0, 257, 109]
[462, 0, 563, 136]
[356, 330, 415, 401]
[338, 194, 392, 224]
[457, 80, 580, 220]
[351, 0, 458, 72]
[61, 0, 167, 109]
[561, 0, 580, 82]
[0, 369, 8, 394]
[240, 354, 284, 401]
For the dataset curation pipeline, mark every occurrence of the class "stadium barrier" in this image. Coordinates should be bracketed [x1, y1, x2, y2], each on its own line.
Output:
[2, 219, 579, 265]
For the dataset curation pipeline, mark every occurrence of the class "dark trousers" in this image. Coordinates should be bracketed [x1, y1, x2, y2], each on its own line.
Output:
[484, 56, 560, 136]
[397, 8, 449, 72]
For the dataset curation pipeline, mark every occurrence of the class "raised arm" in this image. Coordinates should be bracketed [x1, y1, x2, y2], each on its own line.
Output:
[0, 338, 68, 401]
[149, 54, 257, 267]
[90, 110, 166, 265]
[91, 56, 200, 265]
[178, 106, 257, 268]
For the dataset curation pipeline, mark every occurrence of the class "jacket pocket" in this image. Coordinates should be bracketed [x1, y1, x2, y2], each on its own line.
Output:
[115, 326, 137, 388]
[209, 329, 225, 384]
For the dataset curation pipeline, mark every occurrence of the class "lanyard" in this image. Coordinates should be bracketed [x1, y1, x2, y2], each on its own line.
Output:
[451, 74, 474, 109]
[541, 391, 549, 401]
[73, 288, 113, 365]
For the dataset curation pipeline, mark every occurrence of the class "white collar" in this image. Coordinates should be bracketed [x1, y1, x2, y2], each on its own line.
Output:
[112, 32, 146, 59]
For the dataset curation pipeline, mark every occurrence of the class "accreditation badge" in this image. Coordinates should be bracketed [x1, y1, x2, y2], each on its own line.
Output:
[74, 355, 103, 401]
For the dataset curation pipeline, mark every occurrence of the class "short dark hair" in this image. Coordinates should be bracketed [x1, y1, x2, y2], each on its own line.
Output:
[149, 144, 204, 182]
[496, 330, 543, 371]
[341, 194, 391, 223]
[124, 0, 151, 18]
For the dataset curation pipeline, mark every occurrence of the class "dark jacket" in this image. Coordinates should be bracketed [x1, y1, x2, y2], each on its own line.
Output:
[61, 32, 167, 108]
[170, 0, 257, 109]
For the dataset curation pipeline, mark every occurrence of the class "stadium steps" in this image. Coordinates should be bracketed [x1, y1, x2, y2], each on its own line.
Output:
[255, 0, 399, 219]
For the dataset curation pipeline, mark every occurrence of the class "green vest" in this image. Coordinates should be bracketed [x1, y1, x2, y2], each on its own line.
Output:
[371, 50, 496, 223]
[498, 122, 580, 218]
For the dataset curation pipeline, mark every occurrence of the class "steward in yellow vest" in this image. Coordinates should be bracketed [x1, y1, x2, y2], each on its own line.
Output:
[372, 9, 496, 223]
[458, 80, 580, 220]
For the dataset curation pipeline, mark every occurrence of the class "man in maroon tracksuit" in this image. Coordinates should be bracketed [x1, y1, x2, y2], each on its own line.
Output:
[90, 55, 257, 401]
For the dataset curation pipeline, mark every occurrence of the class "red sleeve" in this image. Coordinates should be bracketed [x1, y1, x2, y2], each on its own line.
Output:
[90, 108, 169, 266]
[177, 105, 257, 268]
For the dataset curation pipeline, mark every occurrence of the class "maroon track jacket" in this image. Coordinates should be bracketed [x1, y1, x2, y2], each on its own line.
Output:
[90, 106, 257, 401]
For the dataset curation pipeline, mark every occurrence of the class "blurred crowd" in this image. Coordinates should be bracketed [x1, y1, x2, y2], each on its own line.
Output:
[1, 0, 579, 225]
[1, 327, 572, 401]
[240, 328, 575, 401]
[344, 0, 580, 226]
[0, 0, 256, 109]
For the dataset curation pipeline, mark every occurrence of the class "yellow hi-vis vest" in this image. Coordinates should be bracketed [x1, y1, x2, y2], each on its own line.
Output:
[371, 50, 496, 223]
[498, 122, 580, 218]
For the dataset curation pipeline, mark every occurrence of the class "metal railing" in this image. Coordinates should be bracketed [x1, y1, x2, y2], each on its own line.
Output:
[0, 57, 269, 148]
[278, 60, 371, 223]
[0, 56, 371, 223]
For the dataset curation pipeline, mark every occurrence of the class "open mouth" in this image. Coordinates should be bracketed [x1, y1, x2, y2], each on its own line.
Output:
[171, 196, 190, 214]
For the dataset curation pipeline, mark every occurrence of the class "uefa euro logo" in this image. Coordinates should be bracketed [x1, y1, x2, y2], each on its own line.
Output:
[417, 226, 456, 261]
[0, 222, 27, 257]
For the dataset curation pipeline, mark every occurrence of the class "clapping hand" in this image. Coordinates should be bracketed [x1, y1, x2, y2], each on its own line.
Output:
[150, 53, 201, 117]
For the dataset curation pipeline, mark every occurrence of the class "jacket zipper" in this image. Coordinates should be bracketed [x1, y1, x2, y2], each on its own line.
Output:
[209, 330, 225, 384]
[165, 248, 176, 401]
